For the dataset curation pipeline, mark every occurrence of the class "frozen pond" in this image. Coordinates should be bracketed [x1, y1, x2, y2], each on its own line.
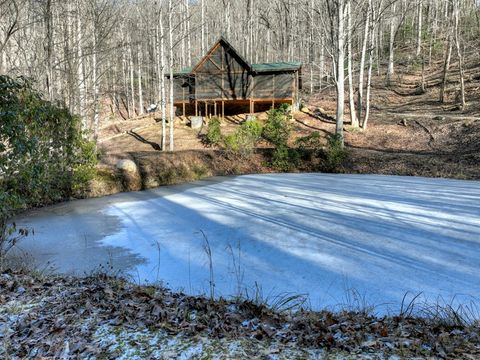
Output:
[15, 174, 480, 314]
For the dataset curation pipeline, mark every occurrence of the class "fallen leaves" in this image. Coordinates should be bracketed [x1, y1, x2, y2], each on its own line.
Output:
[0, 269, 479, 359]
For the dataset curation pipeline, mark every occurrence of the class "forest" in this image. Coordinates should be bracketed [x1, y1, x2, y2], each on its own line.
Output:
[1, 0, 479, 146]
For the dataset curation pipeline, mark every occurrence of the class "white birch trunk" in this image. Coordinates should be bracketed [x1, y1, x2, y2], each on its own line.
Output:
[185, 0, 191, 66]
[357, 0, 371, 123]
[138, 45, 144, 115]
[168, 0, 174, 151]
[363, 6, 376, 130]
[76, 1, 86, 129]
[387, 3, 396, 84]
[416, 0, 423, 56]
[92, 19, 100, 140]
[320, 34, 324, 91]
[347, 0, 357, 127]
[129, 40, 135, 117]
[336, 0, 346, 144]
[201, 0, 205, 54]
[453, 0, 466, 108]
[159, 7, 167, 151]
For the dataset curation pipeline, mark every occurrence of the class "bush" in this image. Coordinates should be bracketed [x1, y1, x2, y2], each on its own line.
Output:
[0, 75, 96, 259]
[242, 117, 263, 139]
[324, 134, 348, 171]
[262, 108, 291, 147]
[72, 140, 98, 194]
[277, 103, 292, 116]
[271, 145, 300, 172]
[223, 133, 240, 154]
[295, 131, 322, 158]
[206, 117, 222, 145]
[262, 107, 300, 170]
[0, 193, 27, 268]
[223, 119, 263, 157]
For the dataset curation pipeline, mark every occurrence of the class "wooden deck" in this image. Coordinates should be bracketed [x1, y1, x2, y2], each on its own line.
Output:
[173, 98, 295, 117]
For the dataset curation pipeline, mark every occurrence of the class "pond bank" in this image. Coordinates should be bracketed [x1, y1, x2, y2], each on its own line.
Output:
[89, 148, 480, 200]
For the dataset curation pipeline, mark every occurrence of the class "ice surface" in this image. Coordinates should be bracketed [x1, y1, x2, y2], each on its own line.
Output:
[17, 174, 480, 314]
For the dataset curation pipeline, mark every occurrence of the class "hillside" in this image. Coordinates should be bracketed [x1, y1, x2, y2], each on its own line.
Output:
[89, 60, 480, 197]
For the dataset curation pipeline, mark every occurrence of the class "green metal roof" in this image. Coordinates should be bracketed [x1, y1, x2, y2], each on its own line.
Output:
[172, 67, 193, 76]
[251, 62, 302, 73]
[172, 62, 301, 76]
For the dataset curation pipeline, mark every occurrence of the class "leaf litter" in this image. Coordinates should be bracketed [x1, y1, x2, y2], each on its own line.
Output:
[1, 270, 479, 359]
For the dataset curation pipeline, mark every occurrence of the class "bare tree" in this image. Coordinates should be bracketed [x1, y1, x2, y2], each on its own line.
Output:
[168, 0, 175, 151]
[357, 0, 371, 124]
[346, 0, 357, 127]
[326, 0, 348, 145]
[453, 0, 466, 108]
[2, 0, 478, 145]
[416, 0, 423, 56]
[362, 0, 376, 130]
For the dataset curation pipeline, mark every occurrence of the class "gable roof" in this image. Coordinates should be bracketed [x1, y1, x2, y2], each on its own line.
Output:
[172, 37, 302, 76]
[191, 36, 252, 73]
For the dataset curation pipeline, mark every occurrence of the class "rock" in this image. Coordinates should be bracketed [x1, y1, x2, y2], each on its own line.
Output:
[190, 116, 204, 129]
[116, 159, 138, 173]
[146, 104, 157, 113]
[116, 159, 141, 191]
[245, 115, 257, 122]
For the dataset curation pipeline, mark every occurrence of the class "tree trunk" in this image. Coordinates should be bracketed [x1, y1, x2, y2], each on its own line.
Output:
[387, 3, 396, 84]
[76, 1, 86, 128]
[319, 34, 325, 91]
[128, 38, 135, 117]
[159, 6, 166, 151]
[453, 0, 466, 108]
[92, 16, 100, 140]
[357, 0, 371, 123]
[362, 5, 375, 130]
[185, 0, 191, 66]
[138, 45, 144, 115]
[440, 34, 452, 103]
[416, 0, 423, 56]
[122, 50, 131, 118]
[201, 0, 205, 54]
[347, 0, 357, 127]
[168, 0, 174, 151]
[45, 0, 54, 101]
[335, 0, 346, 145]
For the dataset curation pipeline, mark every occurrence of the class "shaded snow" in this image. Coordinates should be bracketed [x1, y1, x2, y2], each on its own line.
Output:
[17, 174, 480, 314]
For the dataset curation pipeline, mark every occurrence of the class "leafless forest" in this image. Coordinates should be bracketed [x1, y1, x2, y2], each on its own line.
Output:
[1, 0, 479, 145]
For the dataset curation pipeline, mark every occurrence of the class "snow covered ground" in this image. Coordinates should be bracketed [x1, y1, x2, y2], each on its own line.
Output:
[16, 174, 480, 314]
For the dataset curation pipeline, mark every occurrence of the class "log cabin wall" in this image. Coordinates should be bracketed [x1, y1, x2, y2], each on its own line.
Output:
[170, 37, 301, 116]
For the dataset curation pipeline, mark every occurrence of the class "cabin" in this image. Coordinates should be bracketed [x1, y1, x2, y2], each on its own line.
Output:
[170, 37, 302, 117]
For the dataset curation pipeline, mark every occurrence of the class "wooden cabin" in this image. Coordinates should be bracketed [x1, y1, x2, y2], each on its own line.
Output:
[170, 37, 302, 117]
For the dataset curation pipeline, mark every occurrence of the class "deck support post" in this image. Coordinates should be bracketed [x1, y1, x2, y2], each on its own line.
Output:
[222, 100, 225, 120]
[195, 100, 198, 116]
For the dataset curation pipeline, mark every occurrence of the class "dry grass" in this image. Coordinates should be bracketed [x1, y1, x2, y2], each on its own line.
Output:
[1, 269, 479, 358]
